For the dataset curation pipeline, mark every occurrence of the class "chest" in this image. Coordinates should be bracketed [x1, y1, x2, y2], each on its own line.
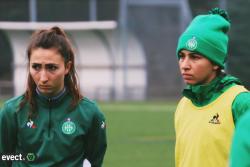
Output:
[175, 97, 235, 148]
[16, 107, 92, 153]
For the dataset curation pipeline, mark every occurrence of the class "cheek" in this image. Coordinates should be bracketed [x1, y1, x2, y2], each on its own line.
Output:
[29, 69, 38, 82]
[53, 71, 66, 82]
[56, 75, 65, 82]
[195, 64, 214, 78]
[178, 61, 183, 70]
[52, 74, 66, 88]
[191, 64, 206, 77]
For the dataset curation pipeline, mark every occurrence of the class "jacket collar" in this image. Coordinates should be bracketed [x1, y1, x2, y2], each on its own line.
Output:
[182, 74, 242, 106]
[36, 87, 68, 106]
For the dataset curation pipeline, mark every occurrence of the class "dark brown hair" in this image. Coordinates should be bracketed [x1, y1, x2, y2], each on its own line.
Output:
[19, 26, 82, 118]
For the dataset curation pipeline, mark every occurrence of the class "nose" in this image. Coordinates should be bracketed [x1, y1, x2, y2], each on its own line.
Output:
[179, 57, 191, 71]
[40, 70, 48, 83]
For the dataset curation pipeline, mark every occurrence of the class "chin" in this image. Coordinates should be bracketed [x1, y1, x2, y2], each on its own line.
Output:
[40, 90, 53, 96]
[184, 80, 197, 85]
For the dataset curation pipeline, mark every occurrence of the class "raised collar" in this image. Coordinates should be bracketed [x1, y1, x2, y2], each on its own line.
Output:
[182, 74, 242, 106]
[36, 87, 68, 106]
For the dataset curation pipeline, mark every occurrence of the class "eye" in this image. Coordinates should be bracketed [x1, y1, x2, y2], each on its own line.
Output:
[32, 64, 41, 71]
[46, 64, 58, 71]
[190, 54, 202, 60]
[178, 52, 184, 58]
[178, 53, 186, 61]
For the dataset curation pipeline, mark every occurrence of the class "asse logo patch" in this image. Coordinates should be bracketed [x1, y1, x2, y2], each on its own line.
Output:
[62, 118, 76, 135]
[186, 37, 198, 50]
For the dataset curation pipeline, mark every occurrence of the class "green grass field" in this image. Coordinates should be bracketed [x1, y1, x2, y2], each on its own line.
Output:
[0, 100, 176, 167]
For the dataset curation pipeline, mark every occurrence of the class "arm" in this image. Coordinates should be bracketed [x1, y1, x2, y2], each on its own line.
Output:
[85, 106, 107, 167]
[0, 103, 18, 167]
[230, 111, 250, 167]
[232, 92, 250, 124]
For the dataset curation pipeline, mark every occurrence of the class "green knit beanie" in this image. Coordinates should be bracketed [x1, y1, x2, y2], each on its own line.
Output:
[176, 8, 231, 69]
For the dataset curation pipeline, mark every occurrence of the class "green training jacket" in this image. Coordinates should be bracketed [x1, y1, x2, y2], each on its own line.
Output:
[230, 110, 250, 167]
[0, 90, 107, 167]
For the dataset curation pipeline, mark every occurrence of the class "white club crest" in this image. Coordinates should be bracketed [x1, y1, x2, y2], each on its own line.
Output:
[62, 118, 76, 135]
[186, 37, 198, 50]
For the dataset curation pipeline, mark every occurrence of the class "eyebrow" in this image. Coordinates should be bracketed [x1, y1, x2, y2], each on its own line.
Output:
[31, 62, 59, 65]
[180, 51, 201, 56]
[189, 52, 199, 56]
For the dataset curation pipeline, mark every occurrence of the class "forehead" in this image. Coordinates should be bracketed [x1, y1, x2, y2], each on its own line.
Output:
[30, 48, 64, 64]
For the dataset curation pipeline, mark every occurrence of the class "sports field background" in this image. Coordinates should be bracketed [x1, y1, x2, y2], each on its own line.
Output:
[0, 100, 176, 167]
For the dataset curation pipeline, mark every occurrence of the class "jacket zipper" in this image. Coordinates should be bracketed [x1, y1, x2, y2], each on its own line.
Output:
[48, 98, 52, 137]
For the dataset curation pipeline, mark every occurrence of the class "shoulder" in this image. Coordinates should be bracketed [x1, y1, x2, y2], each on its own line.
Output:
[222, 84, 248, 102]
[175, 97, 189, 117]
[232, 90, 250, 124]
[233, 91, 250, 107]
[78, 97, 105, 119]
[0, 95, 25, 124]
[235, 91, 250, 99]
[1, 95, 25, 113]
[176, 97, 189, 108]
[224, 84, 248, 95]
[4, 95, 24, 104]
[78, 97, 99, 111]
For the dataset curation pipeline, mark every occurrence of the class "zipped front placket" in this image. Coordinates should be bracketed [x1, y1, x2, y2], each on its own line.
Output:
[48, 98, 52, 137]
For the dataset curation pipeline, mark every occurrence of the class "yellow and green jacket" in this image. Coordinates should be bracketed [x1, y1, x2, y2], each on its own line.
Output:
[0, 89, 107, 167]
[175, 74, 250, 167]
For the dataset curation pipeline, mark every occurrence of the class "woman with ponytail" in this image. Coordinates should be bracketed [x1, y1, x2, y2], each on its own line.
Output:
[0, 27, 107, 167]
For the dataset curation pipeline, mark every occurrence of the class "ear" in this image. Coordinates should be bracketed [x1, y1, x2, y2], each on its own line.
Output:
[213, 65, 219, 71]
[65, 61, 72, 75]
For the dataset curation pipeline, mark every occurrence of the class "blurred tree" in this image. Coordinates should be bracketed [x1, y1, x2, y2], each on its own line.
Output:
[37, 0, 89, 21]
[0, 0, 119, 22]
[188, 0, 219, 16]
[0, 0, 29, 21]
[0, 31, 12, 80]
[227, 0, 250, 89]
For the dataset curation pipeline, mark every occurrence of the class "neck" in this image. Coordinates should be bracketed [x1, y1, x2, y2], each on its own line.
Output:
[36, 87, 66, 101]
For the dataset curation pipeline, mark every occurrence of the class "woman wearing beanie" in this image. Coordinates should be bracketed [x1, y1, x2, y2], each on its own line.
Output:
[175, 8, 250, 167]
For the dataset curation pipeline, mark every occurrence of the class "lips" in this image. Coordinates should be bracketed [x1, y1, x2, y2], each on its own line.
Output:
[182, 73, 192, 77]
[182, 73, 193, 80]
[39, 85, 51, 89]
